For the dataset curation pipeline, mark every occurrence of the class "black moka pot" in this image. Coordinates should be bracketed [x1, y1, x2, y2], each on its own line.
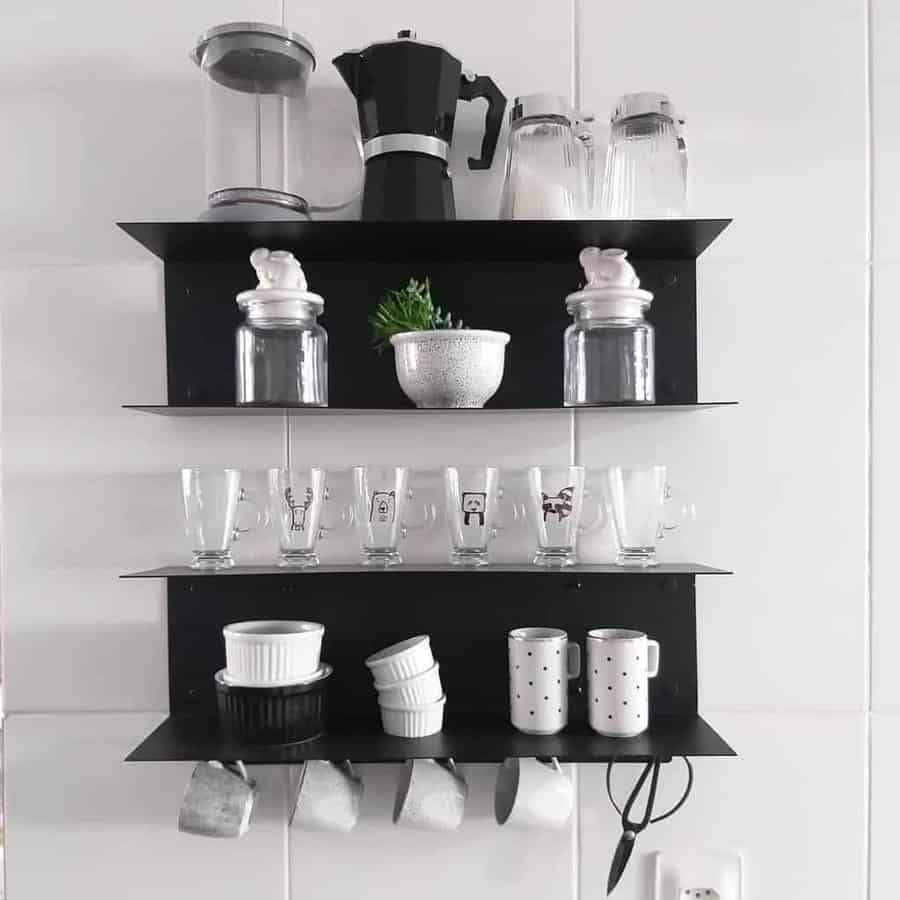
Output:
[333, 30, 506, 220]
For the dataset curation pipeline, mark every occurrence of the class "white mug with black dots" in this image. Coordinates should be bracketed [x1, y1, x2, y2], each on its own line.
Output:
[587, 629, 660, 737]
[509, 627, 582, 734]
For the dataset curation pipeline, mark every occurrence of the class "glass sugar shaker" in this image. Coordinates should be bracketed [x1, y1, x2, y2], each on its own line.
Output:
[564, 247, 655, 405]
[236, 247, 327, 406]
[599, 92, 686, 218]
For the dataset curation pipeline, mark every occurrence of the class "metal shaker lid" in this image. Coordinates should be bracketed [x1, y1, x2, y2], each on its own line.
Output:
[610, 92, 679, 124]
[192, 22, 316, 95]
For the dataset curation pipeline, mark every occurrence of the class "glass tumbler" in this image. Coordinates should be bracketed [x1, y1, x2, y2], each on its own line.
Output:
[525, 466, 600, 567]
[599, 92, 686, 218]
[442, 466, 515, 567]
[351, 466, 435, 567]
[268, 467, 352, 567]
[604, 465, 692, 566]
[181, 468, 263, 569]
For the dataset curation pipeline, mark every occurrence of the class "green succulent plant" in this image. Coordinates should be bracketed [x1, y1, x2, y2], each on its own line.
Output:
[369, 277, 465, 354]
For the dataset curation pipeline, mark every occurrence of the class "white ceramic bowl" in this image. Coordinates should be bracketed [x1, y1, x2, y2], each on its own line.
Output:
[365, 635, 433, 686]
[223, 620, 324, 686]
[375, 663, 443, 707]
[379, 695, 446, 738]
[390, 330, 510, 409]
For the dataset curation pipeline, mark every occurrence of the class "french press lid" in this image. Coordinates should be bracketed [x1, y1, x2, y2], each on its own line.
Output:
[565, 248, 653, 318]
[192, 22, 316, 95]
[236, 248, 324, 321]
[510, 93, 576, 124]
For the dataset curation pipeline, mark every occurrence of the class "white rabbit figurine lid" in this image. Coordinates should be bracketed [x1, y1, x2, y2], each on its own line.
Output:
[565, 247, 653, 315]
[236, 247, 324, 316]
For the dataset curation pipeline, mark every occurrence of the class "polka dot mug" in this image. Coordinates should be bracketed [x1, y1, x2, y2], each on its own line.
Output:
[508, 627, 582, 735]
[587, 628, 660, 737]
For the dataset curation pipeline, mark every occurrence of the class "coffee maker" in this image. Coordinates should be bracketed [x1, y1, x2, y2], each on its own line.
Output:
[333, 31, 506, 220]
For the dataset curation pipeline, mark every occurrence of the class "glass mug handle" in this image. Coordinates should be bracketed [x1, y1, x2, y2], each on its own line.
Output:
[232, 489, 265, 541]
[400, 489, 437, 537]
[318, 488, 354, 540]
[492, 487, 522, 534]
[578, 487, 606, 534]
[657, 483, 696, 541]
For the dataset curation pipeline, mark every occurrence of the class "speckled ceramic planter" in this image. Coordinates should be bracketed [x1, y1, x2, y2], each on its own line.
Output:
[390, 329, 511, 408]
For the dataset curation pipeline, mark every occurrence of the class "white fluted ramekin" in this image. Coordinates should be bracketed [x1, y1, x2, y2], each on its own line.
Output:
[365, 636, 433, 686]
[375, 663, 443, 707]
[379, 695, 446, 738]
[223, 620, 324, 686]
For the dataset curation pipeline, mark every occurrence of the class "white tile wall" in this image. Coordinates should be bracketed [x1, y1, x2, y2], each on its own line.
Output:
[0, 0, 883, 897]
[289, 763, 575, 900]
[4, 713, 288, 899]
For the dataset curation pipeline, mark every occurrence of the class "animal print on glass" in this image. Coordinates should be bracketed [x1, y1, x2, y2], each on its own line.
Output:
[461, 491, 487, 526]
[370, 490, 396, 524]
[285, 486, 313, 532]
[542, 486, 574, 522]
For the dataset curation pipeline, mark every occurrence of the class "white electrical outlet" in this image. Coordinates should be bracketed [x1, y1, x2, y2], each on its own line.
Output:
[652, 850, 743, 900]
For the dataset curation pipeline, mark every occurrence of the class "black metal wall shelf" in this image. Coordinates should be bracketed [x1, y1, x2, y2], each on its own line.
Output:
[124, 402, 737, 416]
[127, 714, 734, 764]
[119, 219, 731, 262]
[122, 563, 731, 578]
[123, 570, 734, 763]
[118, 219, 730, 407]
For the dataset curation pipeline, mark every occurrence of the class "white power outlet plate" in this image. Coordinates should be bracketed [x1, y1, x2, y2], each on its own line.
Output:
[652, 850, 743, 900]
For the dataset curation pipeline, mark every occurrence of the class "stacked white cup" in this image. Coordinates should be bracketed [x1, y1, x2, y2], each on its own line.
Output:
[365, 636, 446, 737]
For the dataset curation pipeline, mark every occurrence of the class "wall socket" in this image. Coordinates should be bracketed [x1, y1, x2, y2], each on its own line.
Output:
[652, 851, 743, 900]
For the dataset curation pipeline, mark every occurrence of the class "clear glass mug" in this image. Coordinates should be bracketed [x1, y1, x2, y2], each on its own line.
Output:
[442, 466, 518, 567]
[268, 467, 353, 568]
[181, 468, 264, 569]
[525, 466, 602, 567]
[351, 466, 436, 566]
[603, 465, 694, 566]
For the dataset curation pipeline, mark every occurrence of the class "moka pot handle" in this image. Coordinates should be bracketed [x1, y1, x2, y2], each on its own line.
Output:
[458, 72, 507, 170]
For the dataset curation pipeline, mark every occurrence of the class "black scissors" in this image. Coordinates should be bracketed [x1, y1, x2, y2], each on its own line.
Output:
[606, 756, 694, 895]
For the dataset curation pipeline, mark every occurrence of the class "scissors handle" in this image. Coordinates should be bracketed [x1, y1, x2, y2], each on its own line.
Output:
[621, 758, 661, 833]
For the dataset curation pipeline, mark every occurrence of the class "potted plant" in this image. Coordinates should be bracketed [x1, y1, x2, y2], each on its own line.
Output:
[370, 278, 510, 408]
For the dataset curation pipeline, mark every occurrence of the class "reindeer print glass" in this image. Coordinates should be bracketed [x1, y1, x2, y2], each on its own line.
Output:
[268, 468, 351, 567]
[442, 466, 509, 566]
[351, 466, 434, 566]
[525, 466, 596, 567]
[181, 468, 262, 569]
[605, 465, 691, 566]
[587, 629, 659, 737]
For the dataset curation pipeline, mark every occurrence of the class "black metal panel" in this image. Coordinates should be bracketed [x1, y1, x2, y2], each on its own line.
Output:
[126, 713, 735, 764]
[167, 572, 699, 722]
[163, 258, 698, 406]
[118, 220, 731, 262]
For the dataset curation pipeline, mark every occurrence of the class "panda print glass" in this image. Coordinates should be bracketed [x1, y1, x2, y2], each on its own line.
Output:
[442, 466, 503, 567]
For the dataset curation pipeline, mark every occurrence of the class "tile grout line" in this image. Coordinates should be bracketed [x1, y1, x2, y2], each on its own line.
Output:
[570, 5, 582, 900]
[864, 0, 875, 897]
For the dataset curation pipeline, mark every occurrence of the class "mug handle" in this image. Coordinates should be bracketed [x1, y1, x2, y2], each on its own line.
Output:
[233, 490, 267, 541]
[319, 490, 354, 538]
[657, 484, 696, 541]
[567, 641, 582, 679]
[402, 490, 437, 534]
[578, 488, 606, 534]
[493, 487, 522, 533]
[646, 640, 660, 678]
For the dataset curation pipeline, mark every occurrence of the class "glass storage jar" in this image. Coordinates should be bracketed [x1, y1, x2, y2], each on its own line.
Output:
[564, 247, 655, 405]
[236, 248, 327, 406]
